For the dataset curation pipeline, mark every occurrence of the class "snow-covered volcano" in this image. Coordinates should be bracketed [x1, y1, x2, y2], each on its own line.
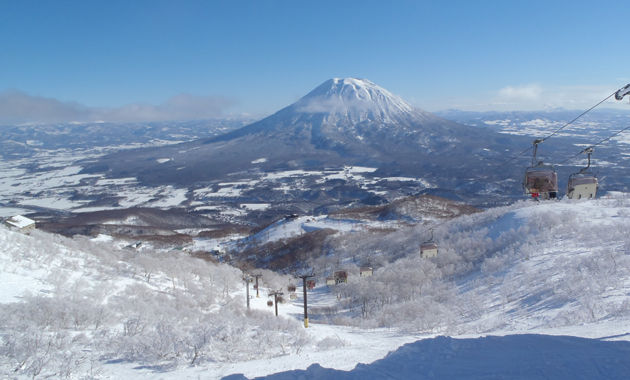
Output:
[211, 77, 451, 144]
[87, 78, 527, 204]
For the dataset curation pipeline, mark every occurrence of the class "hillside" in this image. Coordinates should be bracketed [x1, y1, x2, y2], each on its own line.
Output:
[0, 226, 308, 378]
[1, 194, 630, 378]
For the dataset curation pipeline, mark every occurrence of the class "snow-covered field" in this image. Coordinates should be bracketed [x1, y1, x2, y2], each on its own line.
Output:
[2, 194, 630, 378]
[0, 147, 430, 220]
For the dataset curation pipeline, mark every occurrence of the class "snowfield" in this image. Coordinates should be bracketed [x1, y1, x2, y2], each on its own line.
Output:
[0, 147, 431, 218]
[2, 194, 630, 378]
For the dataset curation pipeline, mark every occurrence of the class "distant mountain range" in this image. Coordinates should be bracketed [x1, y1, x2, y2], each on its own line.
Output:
[0, 118, 251, 160]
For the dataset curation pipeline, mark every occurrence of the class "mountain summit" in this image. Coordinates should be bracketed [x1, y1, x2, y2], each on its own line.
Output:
[290, 78, 431, 124]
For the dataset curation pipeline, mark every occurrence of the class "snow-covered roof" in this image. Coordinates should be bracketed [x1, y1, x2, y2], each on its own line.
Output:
[5, 215, 36, 229]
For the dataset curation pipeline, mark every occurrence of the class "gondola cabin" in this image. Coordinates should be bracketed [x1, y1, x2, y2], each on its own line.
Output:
[567, 147, 597, 200]
[359, 267, 373, 277]
[523, 164, 558, 199]
[567, 173, 598, 199]
[306, 279, 316, 290]
[420, 242, 438, 258]
[287, 284, 297, 299]
[333, 271, 348, 284]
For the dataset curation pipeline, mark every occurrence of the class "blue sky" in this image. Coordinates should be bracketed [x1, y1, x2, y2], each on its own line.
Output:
[1, 0, 629, 122]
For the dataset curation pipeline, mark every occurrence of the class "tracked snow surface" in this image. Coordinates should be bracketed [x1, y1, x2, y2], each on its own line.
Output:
[2, 194, 630, 378]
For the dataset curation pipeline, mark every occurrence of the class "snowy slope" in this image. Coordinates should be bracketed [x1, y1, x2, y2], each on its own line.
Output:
[2, 194, 630, 379]
[448, 196, 630, 334]
[0, 227, 309, 378]
[219, 195, 630, 379]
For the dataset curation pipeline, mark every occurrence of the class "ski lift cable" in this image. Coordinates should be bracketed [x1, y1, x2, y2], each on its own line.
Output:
[419, 85, 630, 239]
[505, 87, 624, 163]
[558, 124, 630, 166]
[539, 91, 617, 143]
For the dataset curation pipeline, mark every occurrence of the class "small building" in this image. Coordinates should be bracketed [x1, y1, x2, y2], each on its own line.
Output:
[4, 215, 36, 232]
[360, 267, 373, 277]
[334, 270, 348, 284]
[326, 277, 336, 286]
[420, 242, 438, 258]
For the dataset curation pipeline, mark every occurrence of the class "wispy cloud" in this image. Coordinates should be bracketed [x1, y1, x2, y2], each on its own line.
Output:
[295, 96, 375, 114]
[0, 90, 236, 124]
[0, 90, 92, 124]
[498, 84, 543, 101]
[429, 83, 629, 112]
[494, 83, 624, 111]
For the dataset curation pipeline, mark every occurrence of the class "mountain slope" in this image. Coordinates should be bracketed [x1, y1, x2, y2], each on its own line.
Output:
[3, 194, 630, 378]
[0, 226, 307, 378]
[209, 78, 439, 142]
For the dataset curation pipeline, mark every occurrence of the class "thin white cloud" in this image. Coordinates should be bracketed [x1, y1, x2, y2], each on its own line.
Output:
[498, 84, 543, 101]
[295, 96, 374, 114]
[425, 83, 630, 112]
[0, 90, 92, 124]
[0, 90, 236, 124]
[496, 84, 625, 111]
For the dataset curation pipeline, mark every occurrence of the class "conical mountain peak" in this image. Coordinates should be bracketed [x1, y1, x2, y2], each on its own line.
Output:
[205, 77, 441, 143]
[291, 78, 419, 123]
[91, 76, 516, 203]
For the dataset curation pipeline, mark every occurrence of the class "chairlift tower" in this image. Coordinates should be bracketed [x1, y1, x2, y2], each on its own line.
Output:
[253, 273, 263, 298]
[297, 273, 315, 328]
[243, 274, 252, 310]
[268, 290, 284, 317]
